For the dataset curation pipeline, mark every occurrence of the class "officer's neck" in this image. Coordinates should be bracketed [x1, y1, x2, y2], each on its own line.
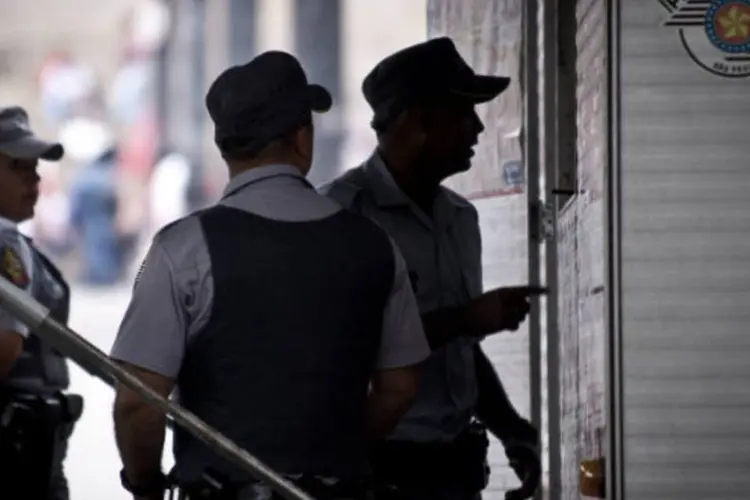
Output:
[0, 213, 21, 227]
[227, 157, 307, 179]
[378, 146, 440, 214]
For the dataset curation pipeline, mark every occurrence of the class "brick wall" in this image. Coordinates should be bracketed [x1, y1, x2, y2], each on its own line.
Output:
[557, 0, 608, 498]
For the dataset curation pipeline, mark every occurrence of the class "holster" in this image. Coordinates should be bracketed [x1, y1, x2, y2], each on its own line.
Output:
[370, 423, 490, 495]
[0, 391, 83, 498]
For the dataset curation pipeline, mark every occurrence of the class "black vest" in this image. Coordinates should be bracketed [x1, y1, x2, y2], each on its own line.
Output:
[7, 243, 70, 393]
[173, 206, 395, 483]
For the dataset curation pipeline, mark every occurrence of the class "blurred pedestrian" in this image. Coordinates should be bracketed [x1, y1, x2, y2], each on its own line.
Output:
[66, 120, 124, 286]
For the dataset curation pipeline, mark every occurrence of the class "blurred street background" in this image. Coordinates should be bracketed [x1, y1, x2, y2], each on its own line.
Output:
[2, 1, 530, 498]
[2, 0, 429, 286]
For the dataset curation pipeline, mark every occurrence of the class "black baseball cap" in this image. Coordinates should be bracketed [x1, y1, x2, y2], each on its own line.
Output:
[0, 106, 64, 161]
[362, 37, 511, 127]
[206, 51, 333, 157]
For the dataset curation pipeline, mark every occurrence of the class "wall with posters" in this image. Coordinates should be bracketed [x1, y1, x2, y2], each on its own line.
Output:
[427, 2, 530, 497]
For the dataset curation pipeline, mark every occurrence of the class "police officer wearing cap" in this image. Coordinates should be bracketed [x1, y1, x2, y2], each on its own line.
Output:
[0, 106, 83, 500]
[321, 38, 542, 500]
[110, 51, 429, 500]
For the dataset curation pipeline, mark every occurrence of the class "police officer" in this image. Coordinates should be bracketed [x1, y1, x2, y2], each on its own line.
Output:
[321, 38, 542, 500]
[0, 106, 83, 500]
[109, 51, 429, 500]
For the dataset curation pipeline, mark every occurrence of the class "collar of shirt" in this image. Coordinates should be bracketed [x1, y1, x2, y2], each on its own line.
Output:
[361, 152, 411, 207]
[0, 215, 17, 231]
[222, 164, 312, 199]
[363, 151, 472, 228]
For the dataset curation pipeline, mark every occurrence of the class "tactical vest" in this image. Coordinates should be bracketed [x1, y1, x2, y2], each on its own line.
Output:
[7, 244, 70, 393]
[173, 205, 395, 483]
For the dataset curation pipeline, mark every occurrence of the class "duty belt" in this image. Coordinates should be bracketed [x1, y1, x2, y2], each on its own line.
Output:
[173, 469, 372, 500]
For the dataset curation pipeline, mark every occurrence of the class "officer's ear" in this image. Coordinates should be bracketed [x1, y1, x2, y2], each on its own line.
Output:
[395, 108, 428, 148]
[290, 116, 314, 164]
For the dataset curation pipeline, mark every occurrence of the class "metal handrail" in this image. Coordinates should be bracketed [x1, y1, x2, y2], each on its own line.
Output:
[0, 275, 314, 500]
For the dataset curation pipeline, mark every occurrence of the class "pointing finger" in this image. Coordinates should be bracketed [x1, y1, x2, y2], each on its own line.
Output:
[502, 285, 547, 296]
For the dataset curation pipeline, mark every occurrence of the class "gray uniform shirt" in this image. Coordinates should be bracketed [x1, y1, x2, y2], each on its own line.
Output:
[0, 216, 65, 339]
[320, 153, 484, 443]
[110, 164, 429, 378]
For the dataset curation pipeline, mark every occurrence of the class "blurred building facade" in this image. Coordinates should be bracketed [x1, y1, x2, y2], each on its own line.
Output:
[0, 1, 525, 497]
[0, 0, 428, 273]
[0, 0, 426, 207]
[159, 0, 428, 194]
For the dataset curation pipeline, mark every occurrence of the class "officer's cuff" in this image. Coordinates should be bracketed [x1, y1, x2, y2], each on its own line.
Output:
[120, 468, 168, 496]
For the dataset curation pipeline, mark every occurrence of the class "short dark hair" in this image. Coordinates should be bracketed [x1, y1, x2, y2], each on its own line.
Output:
[221, 112, 313, 161]
[371, 95, 445, 138]
[371, 116, 392, 136]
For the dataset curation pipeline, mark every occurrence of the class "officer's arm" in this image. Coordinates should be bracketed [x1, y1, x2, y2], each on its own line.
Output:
[111, 240, 186, 490]
[474, 345, 536, 443]
[368, 240, 429, 438]
[0, 242, 33, 381]
[0, 330, 24, 381]
[114, 364, 175, 492]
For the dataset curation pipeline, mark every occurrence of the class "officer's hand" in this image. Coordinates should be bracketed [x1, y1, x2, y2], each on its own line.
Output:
[504, 440, 542, 500]
[467, 286, 546, 336]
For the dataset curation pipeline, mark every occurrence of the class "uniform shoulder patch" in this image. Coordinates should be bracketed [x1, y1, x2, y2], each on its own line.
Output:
[1, 246, 29, 288]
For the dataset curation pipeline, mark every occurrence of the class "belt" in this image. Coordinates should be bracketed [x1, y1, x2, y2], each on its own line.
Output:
[175, 470, 370, 500]
[370, 425, 489, 484]
[1, 390, 82, 425]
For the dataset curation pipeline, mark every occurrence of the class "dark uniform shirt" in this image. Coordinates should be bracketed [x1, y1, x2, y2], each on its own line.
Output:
[321, 153, 484, 443]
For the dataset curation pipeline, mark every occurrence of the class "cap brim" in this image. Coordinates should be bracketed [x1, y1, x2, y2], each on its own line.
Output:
[449, 75, 511, 103]
[308, 83, 333, 113]
[0, 135, 64, 161]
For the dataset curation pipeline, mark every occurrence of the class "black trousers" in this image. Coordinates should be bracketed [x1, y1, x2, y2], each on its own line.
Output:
[0, 392, 82, 500]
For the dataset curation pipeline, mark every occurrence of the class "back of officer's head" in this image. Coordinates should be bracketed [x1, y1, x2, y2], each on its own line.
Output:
[362, 37, 510, 182]
[206, 51, 332, 177]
